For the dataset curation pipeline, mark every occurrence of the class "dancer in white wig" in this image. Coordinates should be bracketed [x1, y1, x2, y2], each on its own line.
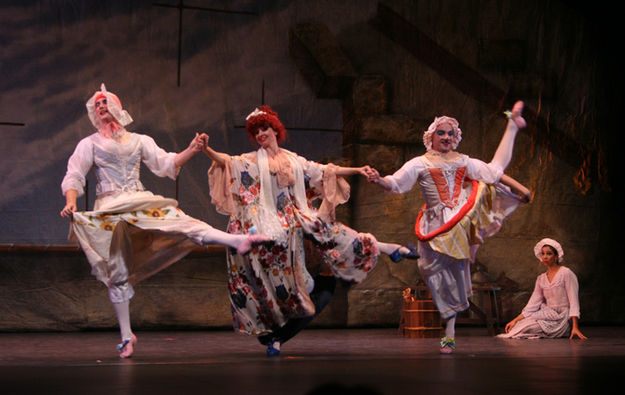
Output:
[499, 238, 587, 339]
[204, 105, 418, 356]
[369, 102, 532, 353]
[60, 84, 266, 358]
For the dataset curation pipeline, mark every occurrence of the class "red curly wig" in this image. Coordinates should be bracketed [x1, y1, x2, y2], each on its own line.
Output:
[245, 105, 287, 145]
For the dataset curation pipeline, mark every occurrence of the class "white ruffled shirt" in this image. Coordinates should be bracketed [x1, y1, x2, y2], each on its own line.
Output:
[382, 154, 503, 234]
[61, 132, 178, 209]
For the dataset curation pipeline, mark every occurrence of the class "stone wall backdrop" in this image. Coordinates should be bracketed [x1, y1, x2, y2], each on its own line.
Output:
[1, 0, 623, 331]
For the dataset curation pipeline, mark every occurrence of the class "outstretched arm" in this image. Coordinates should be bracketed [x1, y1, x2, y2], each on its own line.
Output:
[334, 165, 374, 178]
[500, 174, 532, 203]
[201, 134, 230, 167]
[174, 133, 206, 167]
[366, 168, 393, 191]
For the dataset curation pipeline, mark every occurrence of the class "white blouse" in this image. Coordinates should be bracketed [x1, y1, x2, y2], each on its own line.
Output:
[522, 266, 581, 319]
[61, 132, 178, 199]
[382, 154, 504, 233]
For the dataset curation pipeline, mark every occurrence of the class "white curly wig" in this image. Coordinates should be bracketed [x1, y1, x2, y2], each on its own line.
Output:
[423, 116, 462, 152]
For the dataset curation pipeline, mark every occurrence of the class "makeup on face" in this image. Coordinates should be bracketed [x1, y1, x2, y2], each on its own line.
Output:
[436, 129, 454, 137]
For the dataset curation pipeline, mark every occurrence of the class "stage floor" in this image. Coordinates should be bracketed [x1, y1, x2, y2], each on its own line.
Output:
[1, 327, 623, 394]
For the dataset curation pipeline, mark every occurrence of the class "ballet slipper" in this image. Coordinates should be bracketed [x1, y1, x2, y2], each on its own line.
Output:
[266, 341, 280, 357]
[117, 334, 138, 358]
[509, 101, 526, 129]
[439, 337, 455, 354]
[389, 244, 420, 262]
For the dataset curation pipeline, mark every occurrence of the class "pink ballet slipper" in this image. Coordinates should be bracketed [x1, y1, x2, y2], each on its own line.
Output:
[440, 344, 454, 354]
[510, 101, 526, 129]
[117, 334, 137, 358]
[236, 234, 270, 255]
[439, 337, 455, 354]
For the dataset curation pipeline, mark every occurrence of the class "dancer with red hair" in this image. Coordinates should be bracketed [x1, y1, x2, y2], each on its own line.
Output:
[60, 84, 266, 358]
[204, 105, 418, 356]
[369, 102, 531, 353]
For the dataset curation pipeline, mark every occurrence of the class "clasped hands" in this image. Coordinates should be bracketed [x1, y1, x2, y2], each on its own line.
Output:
[189, 133, 210, 153]
[360, 166, 382, 183]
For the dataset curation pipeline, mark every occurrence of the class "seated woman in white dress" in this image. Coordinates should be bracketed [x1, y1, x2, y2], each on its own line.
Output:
[60, 84, 266, 358]
[499, 238, 587, 339]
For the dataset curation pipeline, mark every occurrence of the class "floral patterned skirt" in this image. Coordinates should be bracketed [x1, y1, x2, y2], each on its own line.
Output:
[227, 212, 379, 336]
[70, 192, 209, 287]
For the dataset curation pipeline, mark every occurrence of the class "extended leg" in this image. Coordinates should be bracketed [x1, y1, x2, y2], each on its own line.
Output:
[490, 101, 526, 173]
[377, 242, 420, 262]
[200, 227, 268, 255]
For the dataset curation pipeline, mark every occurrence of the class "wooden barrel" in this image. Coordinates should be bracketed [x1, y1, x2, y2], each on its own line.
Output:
[400, 299, 442, 338]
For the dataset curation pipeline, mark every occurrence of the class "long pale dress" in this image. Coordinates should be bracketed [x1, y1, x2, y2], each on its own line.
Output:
[208, 148, 379, 336]
[62, 132, 218, 302]
[383, 154, 521, 319]
[498, 266, 581, 339]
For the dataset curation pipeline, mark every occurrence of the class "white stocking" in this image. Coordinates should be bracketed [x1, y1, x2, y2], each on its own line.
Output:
[201, 228, 246, 249]
[113, 300, 133, 341]
[377, 241, 403, 256]
[445, 314, 457, 339]
[489, 119, 519, 173]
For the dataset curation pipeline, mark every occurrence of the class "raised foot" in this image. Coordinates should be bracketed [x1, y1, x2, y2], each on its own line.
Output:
[237, 234, 271, 255]
[389, 244, 420, 263]
[509, 100, 526, 129]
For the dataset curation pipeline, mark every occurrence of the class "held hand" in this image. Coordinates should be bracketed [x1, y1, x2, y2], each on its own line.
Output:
[60, 203, 77, 218]
[200, 134, 211, 153]
[188, 133, 205, 153]
[367, 167, 381, 183]
[569, 327, 588, 340]
[358, 165, 373, 178]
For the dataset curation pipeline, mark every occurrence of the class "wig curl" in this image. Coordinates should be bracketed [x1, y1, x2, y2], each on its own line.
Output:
[423, 116, 462, 151]
[245, 105, 287, 145]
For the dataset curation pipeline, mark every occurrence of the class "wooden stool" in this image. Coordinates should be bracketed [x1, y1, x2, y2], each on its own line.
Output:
[456, 284, 503, 335]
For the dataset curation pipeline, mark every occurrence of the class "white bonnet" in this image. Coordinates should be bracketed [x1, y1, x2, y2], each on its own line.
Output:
[85, 83, 133, 129]
[423, 116, 462, 151]
[534, 238, 564, 263]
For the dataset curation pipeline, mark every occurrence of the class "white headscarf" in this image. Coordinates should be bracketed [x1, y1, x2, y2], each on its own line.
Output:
[85, 83, 133, 130]
[423, 116, 462, 151]
[534, 238, 564, 263]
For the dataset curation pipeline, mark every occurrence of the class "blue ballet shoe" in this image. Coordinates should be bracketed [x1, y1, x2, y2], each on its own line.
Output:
[389, 244, 420, 263]
[266, 343, 280, 357]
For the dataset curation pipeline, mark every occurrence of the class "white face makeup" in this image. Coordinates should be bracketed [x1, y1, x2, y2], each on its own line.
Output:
[431, 122, 455, 153]
[254, 124, 278, 148]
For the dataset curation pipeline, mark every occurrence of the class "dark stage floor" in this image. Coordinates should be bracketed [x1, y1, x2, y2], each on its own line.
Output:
[1, 327, 623, 394]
